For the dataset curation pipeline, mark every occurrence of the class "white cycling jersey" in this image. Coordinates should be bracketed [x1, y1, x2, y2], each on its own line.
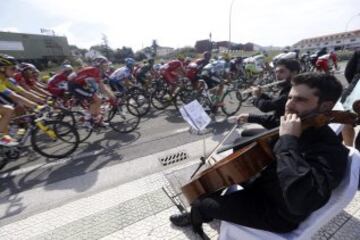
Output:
[110, 66, 132, 82]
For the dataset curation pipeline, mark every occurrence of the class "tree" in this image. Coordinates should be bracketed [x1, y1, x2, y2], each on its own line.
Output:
[134, 51, 148, 61]
[69, 45, 87, 57]
[113, 47, 135, 63]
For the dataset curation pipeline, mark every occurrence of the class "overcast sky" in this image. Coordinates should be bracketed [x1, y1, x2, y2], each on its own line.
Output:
[1, 0, 359, 51]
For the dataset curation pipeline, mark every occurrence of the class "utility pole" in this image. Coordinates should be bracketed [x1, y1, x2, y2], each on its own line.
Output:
[229, 0, 236, 44]
[102, 33, 110, 58]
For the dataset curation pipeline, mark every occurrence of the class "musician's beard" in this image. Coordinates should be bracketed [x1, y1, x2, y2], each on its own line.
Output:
[285, 106, 320, 118]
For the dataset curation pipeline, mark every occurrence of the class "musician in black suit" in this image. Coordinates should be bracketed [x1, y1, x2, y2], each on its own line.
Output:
[169, 73, 348, 240]
[239, 58, 301, 130]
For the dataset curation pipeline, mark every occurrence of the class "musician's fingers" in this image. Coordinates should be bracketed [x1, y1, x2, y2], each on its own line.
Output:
[284, 114, 291, 121]
[290, 114, 297, 121]
[280, 115, 286, 123]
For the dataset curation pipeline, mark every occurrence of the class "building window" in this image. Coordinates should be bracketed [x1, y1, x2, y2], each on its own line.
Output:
[350, 38, 356, 42]
[324, 42, 328, 45]
[336, 40, 341, 43]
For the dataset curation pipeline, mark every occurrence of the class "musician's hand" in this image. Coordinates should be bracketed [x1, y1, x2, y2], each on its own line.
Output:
[236, 113, 249, 124]
[279, 114, 302, 137]
[251, 86, 261, 97]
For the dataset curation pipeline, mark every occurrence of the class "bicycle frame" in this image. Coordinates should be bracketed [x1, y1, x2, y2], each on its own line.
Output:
[12, 114, 58, 147]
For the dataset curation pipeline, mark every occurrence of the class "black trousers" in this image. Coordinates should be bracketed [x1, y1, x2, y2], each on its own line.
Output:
[191, 187, 299, 233]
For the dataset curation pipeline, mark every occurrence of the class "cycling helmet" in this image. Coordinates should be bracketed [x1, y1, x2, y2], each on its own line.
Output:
[125, 58, 135, 68]
[93, 56, 109, 66]
[0, 54, 17, 67]
[19, 62, 36, 72]
[61, 64, 73, 73]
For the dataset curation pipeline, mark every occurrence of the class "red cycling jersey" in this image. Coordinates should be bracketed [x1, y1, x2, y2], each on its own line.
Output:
[164, 60, 183, 72]
[47, 71, 69, 96]
[70, 67, 102, 86]
[14, 72, 36, 87]
[161, 60, 184, 86]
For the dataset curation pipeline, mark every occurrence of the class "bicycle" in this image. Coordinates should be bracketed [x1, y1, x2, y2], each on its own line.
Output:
[58, 94, 141, 143]
[174, 78, 242, 117]
[150, 77, 193, 111]
[7, 107, 80, 159]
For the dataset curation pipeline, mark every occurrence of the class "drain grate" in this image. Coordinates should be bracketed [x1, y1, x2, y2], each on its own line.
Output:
[159, 151, 189, 166]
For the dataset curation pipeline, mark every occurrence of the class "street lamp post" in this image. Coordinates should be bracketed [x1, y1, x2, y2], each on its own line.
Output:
[229, 0, 236, 44]
[345, 13, 360, 32]
[343, 13, 360, 49]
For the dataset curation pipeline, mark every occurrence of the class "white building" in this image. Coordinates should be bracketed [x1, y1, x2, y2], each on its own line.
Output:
[293, 29, 360, 50]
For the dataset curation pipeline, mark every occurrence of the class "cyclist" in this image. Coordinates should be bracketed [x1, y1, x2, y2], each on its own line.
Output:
[243, 54, 265, 79]
[47, 64, 73, 98]
[134, 58, 155, 88]
[0, 55, 31, 146]
[16, 63, 51, 98]
[309, 47, 328, 69]
[160, 58, 187, 95]
[109, 58, 136, 93]
[200, 55, 230, 109]
[184, 57, 192, 67]
[186, 51, 212, 89]
[315, 50, 338, 73]
[229, 56, 244, 79]
[68, 56, 116, 126]
[0, 55, 42, 110]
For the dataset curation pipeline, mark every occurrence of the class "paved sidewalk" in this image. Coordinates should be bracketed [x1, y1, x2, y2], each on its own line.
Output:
[2, 157, 360, 240]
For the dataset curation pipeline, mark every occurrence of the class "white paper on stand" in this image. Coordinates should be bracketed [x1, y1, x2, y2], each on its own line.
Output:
[179, 100, 211, 131]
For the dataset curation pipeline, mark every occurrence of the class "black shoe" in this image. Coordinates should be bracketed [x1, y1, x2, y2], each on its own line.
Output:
[193, 224, 210, 240]
[169, 213, 191, 227]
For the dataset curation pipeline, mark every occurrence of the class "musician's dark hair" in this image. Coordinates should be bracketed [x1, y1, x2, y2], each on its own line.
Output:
[292, 72, 343, 103]
[276, 58, 301, 73]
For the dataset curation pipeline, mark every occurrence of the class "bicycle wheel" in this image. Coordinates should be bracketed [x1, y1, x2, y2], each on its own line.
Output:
[57, 110, 93, 143]
[31, 120, 79, 158]
[221, 89, 242, 116]
[108, 104, 140, 133]
[70, 111, 93, 143]
[150, 88, 172, 110]
[173, 89, 197, 111]
[127, 88, 151, 117]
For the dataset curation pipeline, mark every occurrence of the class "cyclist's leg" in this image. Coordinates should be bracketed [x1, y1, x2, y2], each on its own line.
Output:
[0, 103, 18, 146]
[164, 72, 177, 95]
[209, 76, 223, 105]
[0, 104, 13, 134]
[89, 93, 108, 125]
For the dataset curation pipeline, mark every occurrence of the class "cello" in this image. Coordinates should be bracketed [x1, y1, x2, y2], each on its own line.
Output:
[181, 106, 360, 204]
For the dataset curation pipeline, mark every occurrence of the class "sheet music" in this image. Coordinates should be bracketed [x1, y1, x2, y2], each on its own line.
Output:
[179, 100, 211, 131]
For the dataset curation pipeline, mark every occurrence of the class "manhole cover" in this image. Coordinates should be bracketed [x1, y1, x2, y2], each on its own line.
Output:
[159, 151, 189, 166]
